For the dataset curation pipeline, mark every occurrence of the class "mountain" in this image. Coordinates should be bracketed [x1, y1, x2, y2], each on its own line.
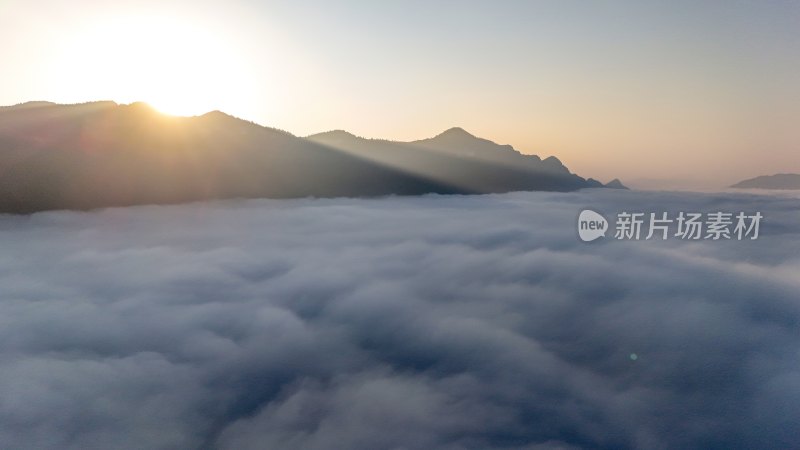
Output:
[604, 178, 628, 189]
[0, 102, 624, 213]
[731, 173, 800, 190]
[308, 127, 627, 193]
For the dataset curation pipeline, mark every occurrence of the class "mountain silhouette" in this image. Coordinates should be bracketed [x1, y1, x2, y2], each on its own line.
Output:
[308, 127, 627, 194]
[0, 101, 625, 213]
[731, 173, 800, 190]
[604, 178, 627, 189]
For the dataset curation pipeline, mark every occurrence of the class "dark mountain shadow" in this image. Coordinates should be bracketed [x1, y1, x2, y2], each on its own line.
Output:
[0, 102, 624, 214]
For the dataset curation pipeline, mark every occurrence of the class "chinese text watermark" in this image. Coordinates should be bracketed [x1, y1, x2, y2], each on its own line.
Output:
[578, 210, 762, 242]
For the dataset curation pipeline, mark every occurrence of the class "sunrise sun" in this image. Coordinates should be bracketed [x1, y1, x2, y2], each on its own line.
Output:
[51, 14, 257, 117]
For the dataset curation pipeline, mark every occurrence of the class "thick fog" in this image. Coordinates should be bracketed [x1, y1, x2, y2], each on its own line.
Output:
[0, 190, 797, 449]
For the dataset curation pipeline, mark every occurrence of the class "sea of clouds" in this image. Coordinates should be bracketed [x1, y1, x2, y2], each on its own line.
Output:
[0, 189, 797, 449]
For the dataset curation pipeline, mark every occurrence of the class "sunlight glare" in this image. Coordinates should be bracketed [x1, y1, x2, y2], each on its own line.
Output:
[51, 14, 259, 118]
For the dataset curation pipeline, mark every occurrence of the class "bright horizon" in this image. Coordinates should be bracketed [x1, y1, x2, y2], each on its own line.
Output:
[2, 0, 799, 189]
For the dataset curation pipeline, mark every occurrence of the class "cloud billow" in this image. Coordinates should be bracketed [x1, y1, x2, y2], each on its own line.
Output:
[0, 190, 798, 449]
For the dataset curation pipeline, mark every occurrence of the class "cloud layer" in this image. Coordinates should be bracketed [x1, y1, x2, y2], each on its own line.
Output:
[0, 190, 798, 449]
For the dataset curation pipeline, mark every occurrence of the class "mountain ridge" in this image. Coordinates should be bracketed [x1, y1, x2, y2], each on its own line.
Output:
[0, 101, 626, 213]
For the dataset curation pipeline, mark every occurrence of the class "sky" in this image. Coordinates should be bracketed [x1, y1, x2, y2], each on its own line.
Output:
[1, 0, 799, 189]
[0, 189, 798, 448]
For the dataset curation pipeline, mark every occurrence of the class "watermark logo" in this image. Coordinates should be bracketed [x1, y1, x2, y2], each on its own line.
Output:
[578, 210, 762, 241]
[578, 209, 608, 242]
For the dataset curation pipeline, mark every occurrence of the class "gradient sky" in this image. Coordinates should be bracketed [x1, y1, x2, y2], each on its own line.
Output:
[2, 0, 799, 189]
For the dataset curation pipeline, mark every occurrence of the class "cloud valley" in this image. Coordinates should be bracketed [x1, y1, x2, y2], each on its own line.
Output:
[0, 190, 797, 449]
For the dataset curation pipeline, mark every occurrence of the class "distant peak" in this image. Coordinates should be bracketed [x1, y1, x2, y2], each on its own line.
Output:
[731, 173, 800, 189]
[306, 130, 363, 143]
[312, 129, 357, 138]
[604, 178, 629, 189]
[202, 110, 231, 118]
[435, 127, 475, 139]
[199, 110, 253, 124]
